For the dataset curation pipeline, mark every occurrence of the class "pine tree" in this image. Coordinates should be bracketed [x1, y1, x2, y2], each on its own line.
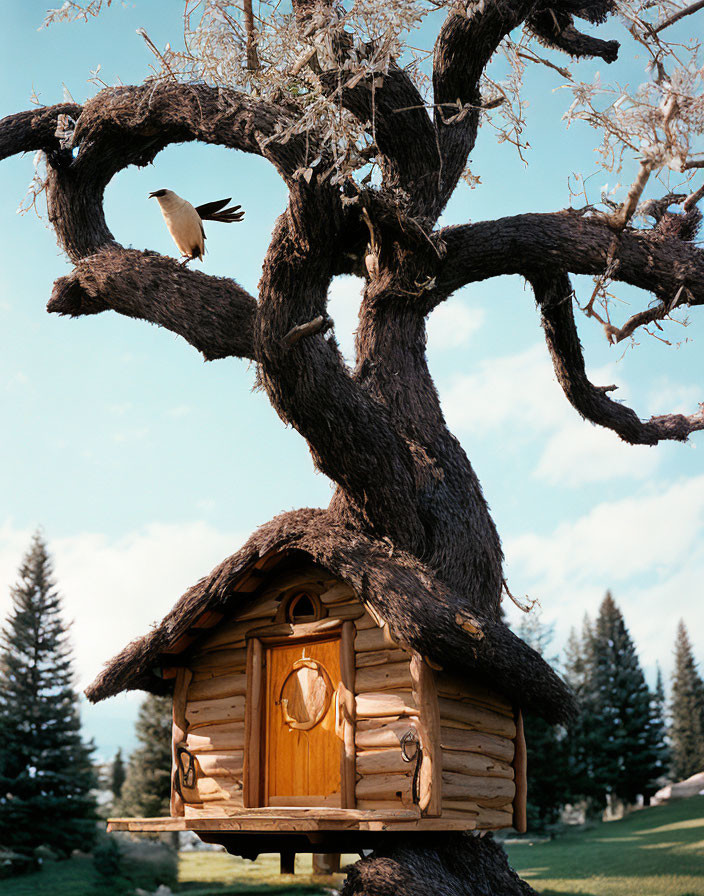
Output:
[0, 532, 96, 856]
[670, 621, 704, 780]
[117, 694, 173, 818]
[649, 664, 670, 782]
[587, 592, 665, 805]
[516, 612, 571, 831]
[563, 617, 601, 810]
[111, 748, 126, 802]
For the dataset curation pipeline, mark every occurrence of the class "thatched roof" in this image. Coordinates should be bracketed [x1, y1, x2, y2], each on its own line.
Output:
[85, 508, 574, 723]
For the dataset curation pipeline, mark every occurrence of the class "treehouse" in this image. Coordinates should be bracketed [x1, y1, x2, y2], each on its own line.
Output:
[87, 511, 568, 861]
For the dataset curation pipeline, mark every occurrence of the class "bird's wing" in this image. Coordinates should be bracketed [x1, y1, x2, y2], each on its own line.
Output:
[195, 198, 245, 223]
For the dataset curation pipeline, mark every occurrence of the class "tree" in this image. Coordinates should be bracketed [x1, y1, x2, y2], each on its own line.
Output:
[670, 621, 704, 780]
[111, 748, 126, 803]
[587, 593, 665, 806]
[516, 613, 571, 832]
[0, 532, 96, 858]
[562, 617, 602, 810]
[117, 695, 173, 819]
[2, 0, 704, 890]
[650, 665, 670, 783]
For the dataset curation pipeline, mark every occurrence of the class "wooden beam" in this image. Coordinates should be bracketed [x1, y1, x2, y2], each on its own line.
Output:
[439, 726, 514, 763]
[280, 849, 296, 874]
[243, 637, 264, 807]
[171, 666, 192, 816]
[437, 698, 517, 738]
[340, 621, 357, 809]
[512, 709, 528, 834]
[410, 655, 442, 816]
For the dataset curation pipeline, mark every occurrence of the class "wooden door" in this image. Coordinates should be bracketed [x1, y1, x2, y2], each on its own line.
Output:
[265, 637, 341, 806]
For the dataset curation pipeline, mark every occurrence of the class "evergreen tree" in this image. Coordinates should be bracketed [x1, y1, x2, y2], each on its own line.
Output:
[516, 612, 571, 831]
[563, 617, 602, 810]
[0, 532, 96, 856]
[117, 694, 172, 817]
[111, 748, 126, 802]
[670, 621, 704, 780]
[587, 592, 665, 805]
[649, 664, 670, 781]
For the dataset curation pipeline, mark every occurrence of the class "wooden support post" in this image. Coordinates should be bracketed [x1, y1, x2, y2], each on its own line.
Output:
[410, 654, 442, 816]
[171, 666, 192, 816]
[243, 637, 264, 808]
[340, 621, 356, 809]
[313, 853, 341, 875]
[280, 849, 296, 874]
[512, 708, 527, 834]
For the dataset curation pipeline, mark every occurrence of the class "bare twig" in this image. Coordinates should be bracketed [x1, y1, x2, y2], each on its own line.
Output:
[501, 579, 539, 614]
[609, 160, 654, 230]
[243, 0, 261, 70]
[684, 182, 704, 211]
[654, 0, 704, 32]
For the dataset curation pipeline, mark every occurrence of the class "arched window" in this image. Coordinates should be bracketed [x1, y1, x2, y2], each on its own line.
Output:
[285, 590, 322, 623]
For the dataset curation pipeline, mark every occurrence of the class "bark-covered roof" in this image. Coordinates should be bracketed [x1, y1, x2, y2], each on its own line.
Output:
[85, 508, 574, 723]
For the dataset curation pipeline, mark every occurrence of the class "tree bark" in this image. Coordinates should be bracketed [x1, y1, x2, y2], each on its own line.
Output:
[342, 833, 536, 896]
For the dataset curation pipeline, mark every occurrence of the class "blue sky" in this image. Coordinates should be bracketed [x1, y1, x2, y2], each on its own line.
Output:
[1, 2, 703, 759]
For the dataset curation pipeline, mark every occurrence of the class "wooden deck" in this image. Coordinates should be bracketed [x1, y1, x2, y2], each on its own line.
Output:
[107, 807, 476, 833]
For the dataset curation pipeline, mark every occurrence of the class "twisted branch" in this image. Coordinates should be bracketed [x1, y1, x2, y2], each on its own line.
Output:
[435, 211, 704, 310]
[49, 248, 257, 361]
[533, 271, 704, 444]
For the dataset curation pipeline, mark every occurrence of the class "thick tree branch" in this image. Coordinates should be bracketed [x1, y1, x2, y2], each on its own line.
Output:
[526, 10, 619, 62]
[533, 271, 704, 444]
[322, 62, 440, 216]
[434, 211, 704, 310]
[431, 0, 619, 217]
[432, 0, 536, 215]
[1, 84, 316, 263]
[0, 104, 82, 160]
[256, 189, 428, 553]
[48, 247, 257, 361]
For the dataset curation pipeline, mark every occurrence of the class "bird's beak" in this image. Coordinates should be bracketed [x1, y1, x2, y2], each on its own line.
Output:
[148, 191, 158, 198]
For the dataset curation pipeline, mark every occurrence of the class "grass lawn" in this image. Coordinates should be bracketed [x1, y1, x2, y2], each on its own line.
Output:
[178, 849, 353, 894]
[505, 795, 704, 896]
[1, 848, 344, 895]
[3, 799, 702, 895]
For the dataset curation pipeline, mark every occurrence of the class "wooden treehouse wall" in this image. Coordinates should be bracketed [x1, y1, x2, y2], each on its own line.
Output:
[436, 672, 518, 829]
[169, 563, 522, 831]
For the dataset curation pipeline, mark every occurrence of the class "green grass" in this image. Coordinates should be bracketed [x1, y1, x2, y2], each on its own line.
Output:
[4, 799, 703, 895]
[1, 849, 340, 896]
[505, 796, 704, 896]
[1, 854, 99, 896]
[178, 850, 347, 893]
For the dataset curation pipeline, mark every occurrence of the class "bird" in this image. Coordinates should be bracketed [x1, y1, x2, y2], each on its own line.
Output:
[149, 189, 245, 264]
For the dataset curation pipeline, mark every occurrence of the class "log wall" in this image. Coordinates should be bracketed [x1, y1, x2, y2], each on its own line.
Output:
[353, 614, 419, 811]
[173, 565, 360, 817]
[169, 564, 519, 831]
[435, 671, 517, 829]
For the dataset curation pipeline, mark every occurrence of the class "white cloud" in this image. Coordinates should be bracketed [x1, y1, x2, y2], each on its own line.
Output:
[0, 521, 246, 690]
[647, 379, 702, 416]
[535, 418, 659, 485]
[439, 344, 675, 486]
[503, 475, 704, 676]
[427, 300, 484, 350]
[441, 345, 566, 435]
